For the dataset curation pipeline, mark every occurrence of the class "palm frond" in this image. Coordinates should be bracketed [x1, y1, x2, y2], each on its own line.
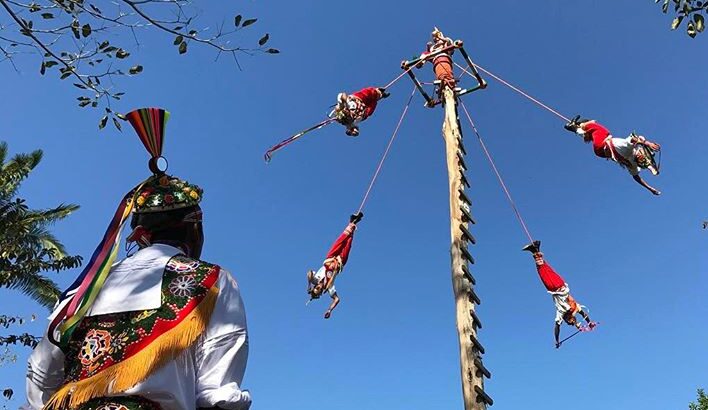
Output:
[4, 271, 60, 308]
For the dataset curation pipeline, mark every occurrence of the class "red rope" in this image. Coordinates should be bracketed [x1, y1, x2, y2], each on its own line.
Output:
[383, 65, 415, 90]
[459, 100, 534, 243]
[357, 86, 416, 213]
[454, 62, 571, 123]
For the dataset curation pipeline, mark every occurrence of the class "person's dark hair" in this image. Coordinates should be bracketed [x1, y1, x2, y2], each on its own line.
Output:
[130, 205, 200, 245]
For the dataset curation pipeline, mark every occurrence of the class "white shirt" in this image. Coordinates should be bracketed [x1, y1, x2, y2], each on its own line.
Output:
[313, 266, 337, 298]
[26, 244, 251, 410]
[549, 284, 572, 325]
[611, 137, 641, 176]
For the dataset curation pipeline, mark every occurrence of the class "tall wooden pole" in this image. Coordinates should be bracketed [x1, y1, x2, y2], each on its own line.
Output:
[441, 86, 492, 410]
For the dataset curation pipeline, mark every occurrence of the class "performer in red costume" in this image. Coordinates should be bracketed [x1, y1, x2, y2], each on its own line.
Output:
[565, 115, 662, 195]
[522, 240, 596, 348]
[307, 212, 363, 318]
[331, 87, 390, 136]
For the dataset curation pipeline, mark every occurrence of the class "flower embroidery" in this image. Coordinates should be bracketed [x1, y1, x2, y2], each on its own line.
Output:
[167, 257, 200, 273]
[169, 275, 196, 297]
[79, 329, 112, 373]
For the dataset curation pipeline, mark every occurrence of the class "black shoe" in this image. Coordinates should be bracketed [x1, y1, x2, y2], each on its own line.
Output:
[521, 240, 541, 253]
[564, 115, 582, 132]
[378, 88, 391, 99]
[350, 212, 364, 224]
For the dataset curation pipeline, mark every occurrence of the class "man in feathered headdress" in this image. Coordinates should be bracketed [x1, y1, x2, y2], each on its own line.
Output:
[26, 108, 252, 410]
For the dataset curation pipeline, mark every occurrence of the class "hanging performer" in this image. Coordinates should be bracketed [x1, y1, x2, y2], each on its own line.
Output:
[522, 240, 596, 349]
[306, 212, 363, 319]
[417, 27, 457, 91]
[26, 108, 252, 410]
[564, 115, 662, 195]
[331, 86, 390, 136]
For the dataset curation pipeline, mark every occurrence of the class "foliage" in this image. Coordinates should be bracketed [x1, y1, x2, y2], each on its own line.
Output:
[690, 389, 708, 410]
[0, 0, 279, 128]
[0, 141, 82, 308]
[0, 315, 38, 405]
[656, 0, 706, 37]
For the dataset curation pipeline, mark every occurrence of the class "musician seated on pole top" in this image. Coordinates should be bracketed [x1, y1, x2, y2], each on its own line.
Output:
[306, 212, 363, 319]
[522, 240, 596, 348]
[564, 115, 662, 195]
[417, 27, 457, 91]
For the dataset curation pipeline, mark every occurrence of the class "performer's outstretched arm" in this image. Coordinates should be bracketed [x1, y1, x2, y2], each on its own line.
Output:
[632, 174, 661, 195]
[324, 293, 340, 319]
[554, 323, 561, 348]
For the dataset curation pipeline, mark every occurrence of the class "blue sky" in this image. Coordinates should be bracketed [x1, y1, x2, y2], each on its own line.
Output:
[2, 1, 707, 409]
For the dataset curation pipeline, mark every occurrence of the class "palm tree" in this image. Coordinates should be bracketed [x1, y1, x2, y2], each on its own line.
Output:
[0, 142, 82, 308]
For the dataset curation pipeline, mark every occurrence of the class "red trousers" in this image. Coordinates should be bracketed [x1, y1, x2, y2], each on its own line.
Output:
[433, 54, 456, 87]
[536, 262, 566, 292]
[325, 223, 355, 268]
[583, 122, 612, 159]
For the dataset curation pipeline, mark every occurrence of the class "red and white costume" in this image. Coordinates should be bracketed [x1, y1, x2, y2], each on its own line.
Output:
[309, 223, 356, 298]
[536, 259, 581, 325]
[580, 122, 642, 176]
[340, 87, 382, 125]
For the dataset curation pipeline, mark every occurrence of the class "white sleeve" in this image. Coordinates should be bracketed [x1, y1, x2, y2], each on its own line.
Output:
[26, 318, 66, 409]
[195, 269, 251, 410]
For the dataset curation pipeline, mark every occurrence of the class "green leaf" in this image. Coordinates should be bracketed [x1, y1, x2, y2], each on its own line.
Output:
[60, 71, 72, 80]
[73, 83, 87, 89]
[78, 100, 91, 107]
[116, 49, 129, 59]
[115, 113, 127, 120]
[173, 35, 184, 45]
[695, 13, 705, 32]
[179, 41, 187, 54]
[99, 115, 108, 129]
[41, 13, 54, 19]
[44, 60, 58, 68]
[687, 21, 697, 37]
[40, 61, 46, 75]
[128, 65, 143, 74]
[671, 16, 683, 29]
[662, 0, 670, 13]
[258, 33, 269, 46]
[81, 24, 92, 38]
[112, 117, 122, 131]
[266, 48, 280, 54]
[242, 18, 257, 27]
[234, 15, 242, 26]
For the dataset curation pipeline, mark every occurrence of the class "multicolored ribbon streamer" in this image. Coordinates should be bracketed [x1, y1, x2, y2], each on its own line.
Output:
[264, 118, 336, 162]
[126, 108, 170, 159]
[49, 181, 150, 346]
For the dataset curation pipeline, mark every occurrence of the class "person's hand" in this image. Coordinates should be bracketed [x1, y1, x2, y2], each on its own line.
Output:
[555, 342, 561, 349]
[647, 142, 660, 151]
[324, 310, 332, 319]
[588, 322, 597, 330]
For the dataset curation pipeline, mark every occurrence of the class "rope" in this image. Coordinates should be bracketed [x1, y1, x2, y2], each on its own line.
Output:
[382, 65, 415, 90]
[454, 62, 571, 123]
[356, 86, 416, 213]
[459, 100, 534, 243]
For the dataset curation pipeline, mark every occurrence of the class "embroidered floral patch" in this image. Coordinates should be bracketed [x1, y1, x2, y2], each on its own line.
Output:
[63, 256, 219, 383]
